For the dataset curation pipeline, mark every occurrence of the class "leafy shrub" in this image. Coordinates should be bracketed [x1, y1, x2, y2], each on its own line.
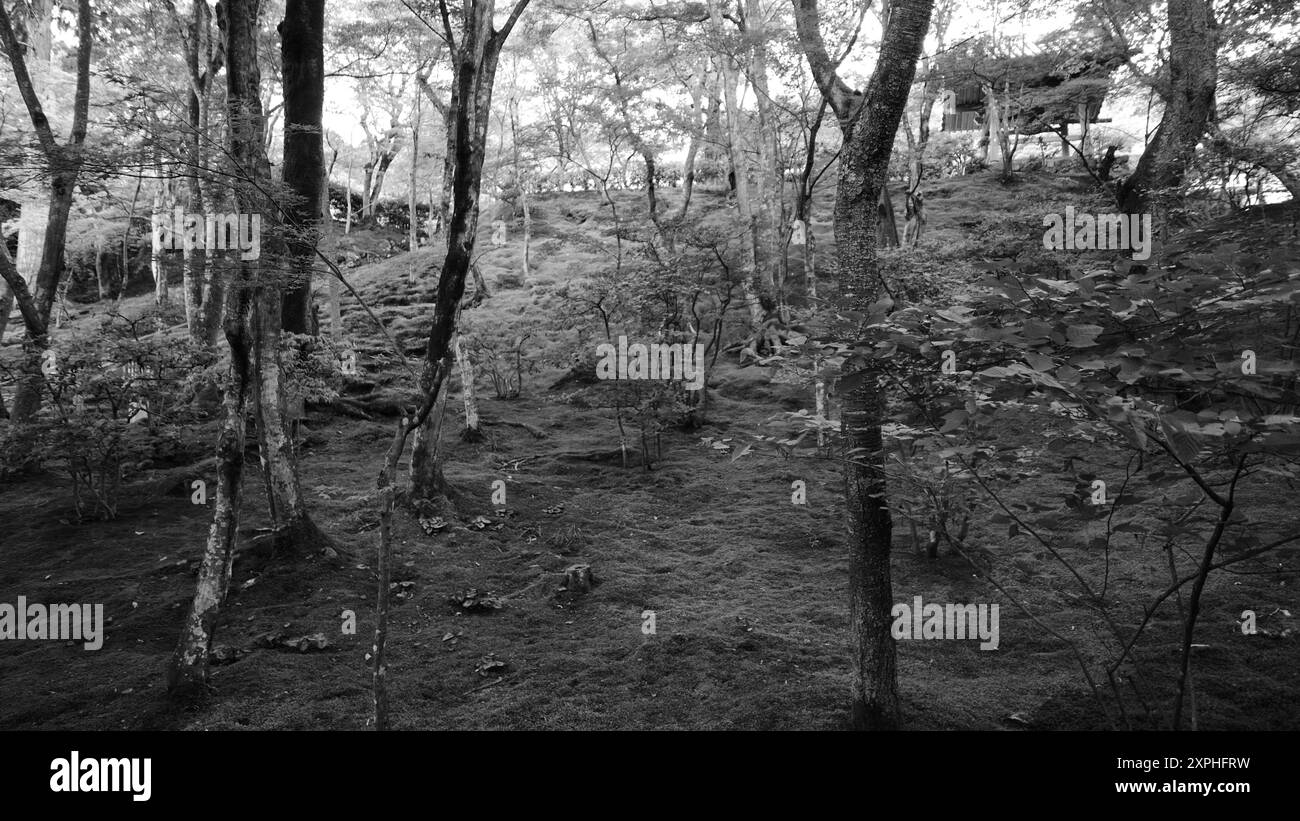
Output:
[0, 314, 219, 519]
[926, 132, 983, 179]
[877, 249, 956, 303]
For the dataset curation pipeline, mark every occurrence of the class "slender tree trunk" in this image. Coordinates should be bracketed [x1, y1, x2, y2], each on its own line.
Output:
[746, 0, 787, 307]
[234, 0, 325, 550]
[166, 248, 254, 697]
[409, 93, 421, 253]
[171, 0, 221, 345]
[805, 199, 817, 299]
[521, 185, 531, 280]
[167, 0, 265, 691]
[409, 0, 528, 500]
[877, 186, 899, 247]
[795, 0, 933, 731]
[707, 6, 766, 327]
[344, 143, 355, 234]
[361, 159, 374, 221]
[197, 78, 225, 346]
[13, 0, 52, 302]
[254, 284, 324, 549]
[437, 104, 455, 235]
[509, 96, 531, 280]
[454, 332, 481, 440]
[0, 240, 48, 422]
[94, 237, 105, 299]
[0, 277, 14, 345]
[796, 98, 825, 298]
[976, 87, 992, 166]
[152, 162, 170, 306]
[196, 49, 225, 346]
[675, 66, 710, 221]
[368, 146, 398, 214]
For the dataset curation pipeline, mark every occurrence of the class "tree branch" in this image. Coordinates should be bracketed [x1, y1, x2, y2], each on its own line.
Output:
[791, 0, 861, 123]
[0, 237, 46, 338]
[0, 0, 59, 158]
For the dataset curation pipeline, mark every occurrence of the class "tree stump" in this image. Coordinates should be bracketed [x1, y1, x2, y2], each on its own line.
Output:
[559, 563, 595, 595]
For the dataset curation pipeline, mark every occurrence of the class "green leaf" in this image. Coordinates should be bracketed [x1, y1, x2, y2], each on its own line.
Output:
[1025, 352, 1054, 372]
[1117, 357, 1145, 384]
[1159, 417, 1200, 464]
[939, 410, 968, 434]
[1119, 416, 1148, 451]
[1065, 324, 1103, 348]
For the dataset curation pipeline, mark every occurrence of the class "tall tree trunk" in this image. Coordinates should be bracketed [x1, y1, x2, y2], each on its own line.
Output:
[183, 78, 209, 345]
[746, 0, 787, 309]
[196, 81, 225, 347]
[0, 240, 47, 421]
[254, 282, 324, 549]
[163, 0, 229, 348]
[167, 0, 276, 697]
[906, 0, 952, 194]
[279, 0, 324, 335]
[1118, 0, 1218, 213]
[675, 64, 711, 221]
[508, 95, 531, 280]
[706, 9, 766, 328]
[976, 89, 992, 165]
[796, 97, 826, 298]
[166, 235, 255, 698]
[409, 0, 529, 501]
[365, 137, 400, 217]
[152, 163, 170, 306]
[234, 0, 325, 550]
[166, 0, 223, 344]
[13, 0, 51, 301]
[0, 0, 92, 424]
[437, 103, 456, 236]
[361, 157, 375, 221]
[795, 0, 933, 731]
[409, 91, 421, 253]
[344, 144, 355, 234]
[454, 332, 481, 439]
[1, 267, 14, 347]
[877, 186, 899, 247]
[95, 236, 105, 299]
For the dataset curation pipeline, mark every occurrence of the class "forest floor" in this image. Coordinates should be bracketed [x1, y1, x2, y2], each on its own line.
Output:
[1, 170, 1297, 729]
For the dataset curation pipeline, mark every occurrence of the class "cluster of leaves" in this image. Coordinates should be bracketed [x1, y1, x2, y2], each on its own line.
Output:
[758, 234, 1300, 555]
[877, 248, 958, 303]
[748, 231, 1299, 722]
[280, 332, 349, 406]
[925, 132, 984, 179]
[1, 316, 220, 519]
